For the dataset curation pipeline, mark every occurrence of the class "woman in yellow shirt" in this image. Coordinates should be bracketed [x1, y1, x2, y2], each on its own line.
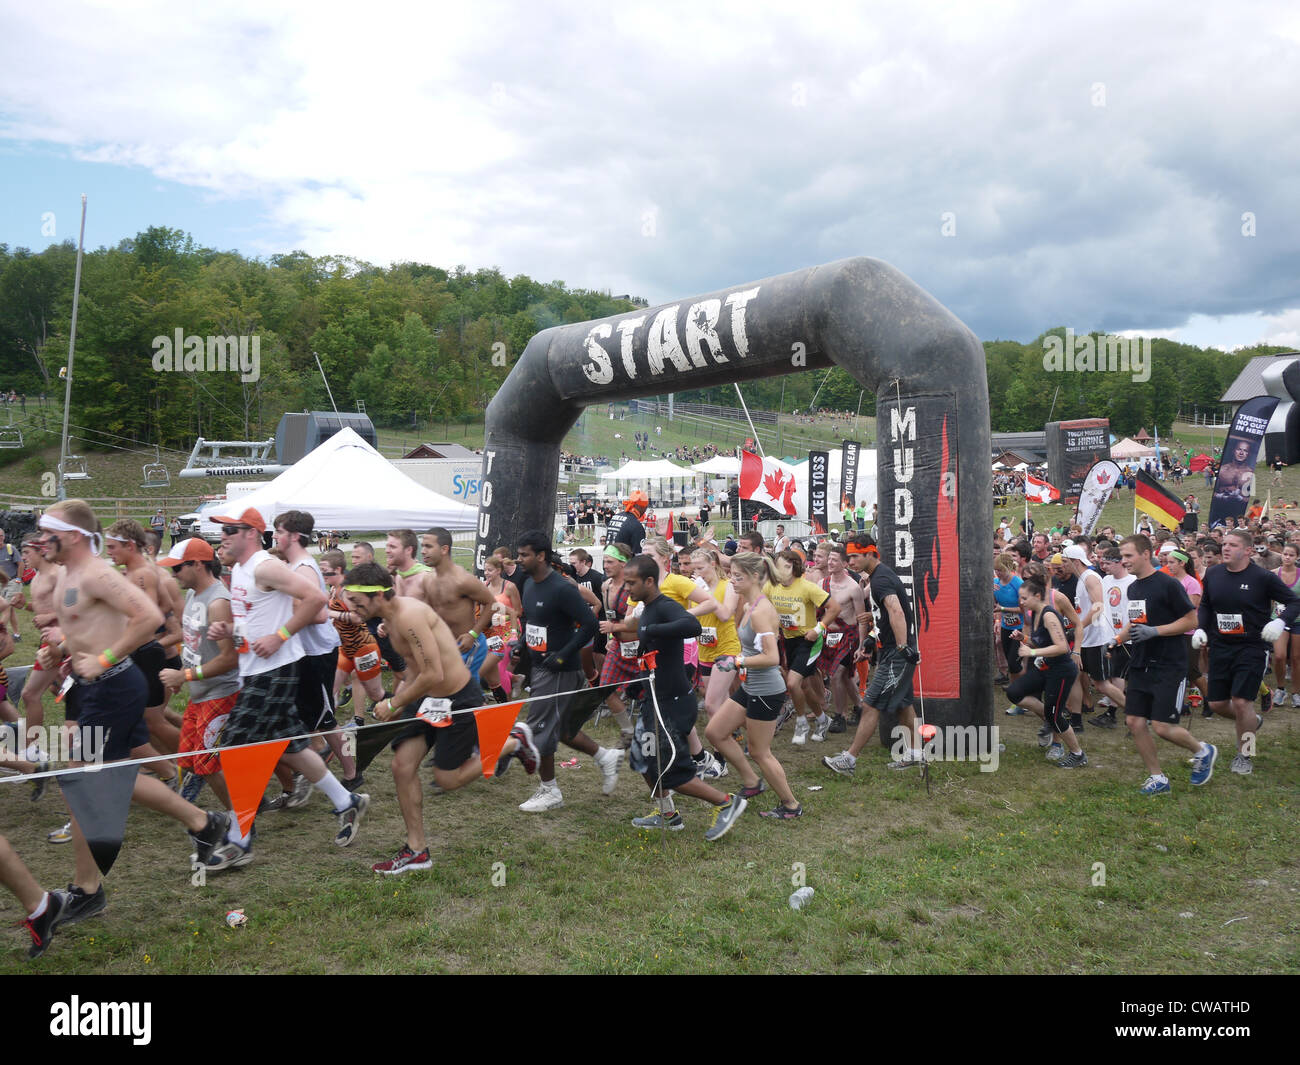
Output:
[763, 549, 841, 744]
[692, 547, 741, 722]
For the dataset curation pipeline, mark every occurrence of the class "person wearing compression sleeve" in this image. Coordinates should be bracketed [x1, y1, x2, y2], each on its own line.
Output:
[515, 530, 618, 812]
[1196, 528, 1300, 775]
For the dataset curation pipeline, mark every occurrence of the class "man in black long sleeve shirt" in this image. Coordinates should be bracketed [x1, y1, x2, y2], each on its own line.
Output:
[513, 531, 621, 812]
[1193, 528, 1300, 775]
[623, 556, 746, 842]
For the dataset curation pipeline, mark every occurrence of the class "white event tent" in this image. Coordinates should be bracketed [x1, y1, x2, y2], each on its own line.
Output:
[599, 457, 692, 497]
[197, 427, 477, 535]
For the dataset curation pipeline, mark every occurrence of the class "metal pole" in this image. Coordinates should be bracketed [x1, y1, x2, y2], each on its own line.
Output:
[732, 384, 765, 457]
[313, 351, 339, 413]
[59, 195, 87, 502]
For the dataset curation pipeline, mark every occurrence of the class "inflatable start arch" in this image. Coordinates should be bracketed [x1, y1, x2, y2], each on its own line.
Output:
[476, 257, 992, 728]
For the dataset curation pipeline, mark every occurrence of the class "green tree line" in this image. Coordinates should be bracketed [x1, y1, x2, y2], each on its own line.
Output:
[1, 228, 1293, 447]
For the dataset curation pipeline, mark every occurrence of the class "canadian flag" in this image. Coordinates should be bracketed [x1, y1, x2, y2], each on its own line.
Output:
[1025, 473, 1060, 504]
[739, 451, 797, 516]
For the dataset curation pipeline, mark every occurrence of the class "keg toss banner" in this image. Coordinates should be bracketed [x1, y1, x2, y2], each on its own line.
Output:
[476, 257, 991, 727]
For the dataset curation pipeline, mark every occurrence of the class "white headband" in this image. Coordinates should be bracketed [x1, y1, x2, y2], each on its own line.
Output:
[39, 514, 104, 554]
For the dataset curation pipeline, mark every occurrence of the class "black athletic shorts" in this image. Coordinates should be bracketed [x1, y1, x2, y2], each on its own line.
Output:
[73, 660, 150, 762]
[864, 647, 914, 714]
[782, 634, 819, 678]
[1124, 666, 1184, 726]
[1106, 642, 1131, 680]
[733, 686, 784, 722]
[1207, 642, 1269, 703]
[1079, 645, 1109, 683]
[134, 640, 168, 707]
[295, 649, 338, 732]
[389, 679, 482, 771]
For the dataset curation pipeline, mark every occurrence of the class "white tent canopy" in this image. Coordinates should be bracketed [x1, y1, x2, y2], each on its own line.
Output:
[197, 427, 477, 535]
[689, 455, 740, 476]
[1110, 437, 1155, 459]
[599, 458, 691, 481]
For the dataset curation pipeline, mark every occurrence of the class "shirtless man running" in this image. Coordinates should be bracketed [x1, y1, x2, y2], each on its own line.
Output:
[417, 527, 497, 682]
[35, 501, 229, 924]
[342, 563, 538, 875]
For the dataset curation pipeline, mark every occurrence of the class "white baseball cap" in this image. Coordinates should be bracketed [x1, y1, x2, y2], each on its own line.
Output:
[1062, 544, 1090, 563]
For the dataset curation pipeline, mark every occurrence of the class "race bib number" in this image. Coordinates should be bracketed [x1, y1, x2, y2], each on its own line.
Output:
[699, 626, 717, 646]
[356, 650, 380, 672]
[181, 647, 201, 669]
[486, 635, 504, 653]
[417, 697, 453, 727]
[1126, 600, 1147, 625]
[619, 640, 640, 659]
[779, 612, 798, 630]
[525, 623, 547, 651]
[1216, 613, 1246, 635]
[233, 618, 250, 653]
[826, 631, 844, 647]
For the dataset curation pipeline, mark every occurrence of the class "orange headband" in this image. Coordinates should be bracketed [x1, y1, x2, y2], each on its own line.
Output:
[846, 543, 878, 556]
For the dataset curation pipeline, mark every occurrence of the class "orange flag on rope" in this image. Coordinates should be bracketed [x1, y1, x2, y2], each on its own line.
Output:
[221, 739, 289, 835]
[474, 700, 524, 778]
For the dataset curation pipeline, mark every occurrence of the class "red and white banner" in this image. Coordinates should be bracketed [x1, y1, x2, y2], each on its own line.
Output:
[739, 451, 797, 516]
[1024, 473, 1061, 504]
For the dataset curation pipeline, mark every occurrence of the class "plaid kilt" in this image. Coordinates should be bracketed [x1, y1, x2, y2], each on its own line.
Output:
[818, 627, 859, 674]
[218, 661, 309, 754]
[600, 645, 644, 687]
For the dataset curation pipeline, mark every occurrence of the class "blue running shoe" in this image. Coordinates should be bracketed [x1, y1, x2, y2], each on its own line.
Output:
[1139, 775, 1172, 796]
[1190, 743, 1217, 786]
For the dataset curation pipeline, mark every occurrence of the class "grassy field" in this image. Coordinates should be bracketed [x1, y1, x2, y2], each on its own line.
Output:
[2, 679, 1296, 974]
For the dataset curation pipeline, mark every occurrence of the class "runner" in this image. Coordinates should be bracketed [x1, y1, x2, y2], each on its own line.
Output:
[275, 511, 361, 792]
[17, 537, 58, 744]
[512, 530, 618, 811]
[607, 490, 649, 557]
[1096, 547, 1135, 728]
[818, 544, 869, 735]
[416, 527, 498, 699]
[340, 563, 538, 875]
[104, 519, 182, 764]
[623, 555, 747, 840]
[595, 543, 638, 750]
[764, 549, 842, 744]
[481, 554, 523, 703]
[691, 548, 741, 742]
[704, 551, 803, 818]
[156, 538, 239, 808]
[33, 500, 229, 918]
[1268, 541, 1300, 706]
[822, 534, 921, 775]
[1062, 544, 1128, 726]
[1115, 534, 1217, 795]
[1194, 528, 1300, 775]
[319, 550, 387, 717]
[202, 507, 368, 866]
[1016, 575, 1087, 767]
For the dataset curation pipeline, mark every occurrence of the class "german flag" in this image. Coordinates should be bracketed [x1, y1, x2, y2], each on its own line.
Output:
[1135, 470, 1186, 530]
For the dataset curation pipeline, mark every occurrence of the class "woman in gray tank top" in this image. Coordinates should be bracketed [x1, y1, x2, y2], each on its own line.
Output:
[704, 552, 804, 819]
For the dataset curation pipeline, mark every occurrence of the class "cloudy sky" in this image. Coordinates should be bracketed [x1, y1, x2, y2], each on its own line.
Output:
[2, 0, 1298, 349]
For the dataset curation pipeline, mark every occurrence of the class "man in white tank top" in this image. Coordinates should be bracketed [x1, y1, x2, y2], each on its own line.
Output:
[1064, 545, 1127, 727]
[204, 508, 369, 868]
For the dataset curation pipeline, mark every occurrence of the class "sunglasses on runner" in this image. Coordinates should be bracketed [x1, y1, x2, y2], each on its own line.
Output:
[221, 524, 253, 536]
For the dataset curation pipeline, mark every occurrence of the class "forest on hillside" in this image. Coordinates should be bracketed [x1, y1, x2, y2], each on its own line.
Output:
[0, 227, 1290, 450]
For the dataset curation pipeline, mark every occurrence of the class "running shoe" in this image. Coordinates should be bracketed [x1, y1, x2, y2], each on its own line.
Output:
[1292, 692, 1300, 709]
[994, 673, 1009, 686]
[1056, 750, 1089, 768]
[30, 761, 50, 803]
[24, 892, 65, 959]
[887, 756, 920, 770]
[810, 714, 832, 742]
[1091, 710, 1118, 730]
[1273, 687, 1286, 707]
[188, 810, 230, 865]
[1045, 743, 1064, 761]
[180, 772, 205, 804]
[774, 698, 797, 733]
[1200, 705, 1214, 719]
[1037, 724, 1054, 747]
[1005, 705, 1026, 716]
[759, 803, 804, 819]
[1139, 775, 1172, 796]
[739, 780, 768, 799]
[334, 793, 370, 847]
[52, 883, 106, 928]
[204, 830, 256, 872]
[631, 810, 684, 831]
[595, 746, 622, 795]
[283, 773, 313, 809]
[791, 716, 810, 746]
[519, 783, 563, 812]
[827, 713, 847, 734]
[822, 751, 856, 777]
[342, 773, 366, 793]
[1190, 743, 1217, 786]
[1255, 713, 1264, 734]
[372, 845, 433, 875]
[1230, 753, 1253, 775]
[337, 687, 352, 708]
[703, 793, 747, 842]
